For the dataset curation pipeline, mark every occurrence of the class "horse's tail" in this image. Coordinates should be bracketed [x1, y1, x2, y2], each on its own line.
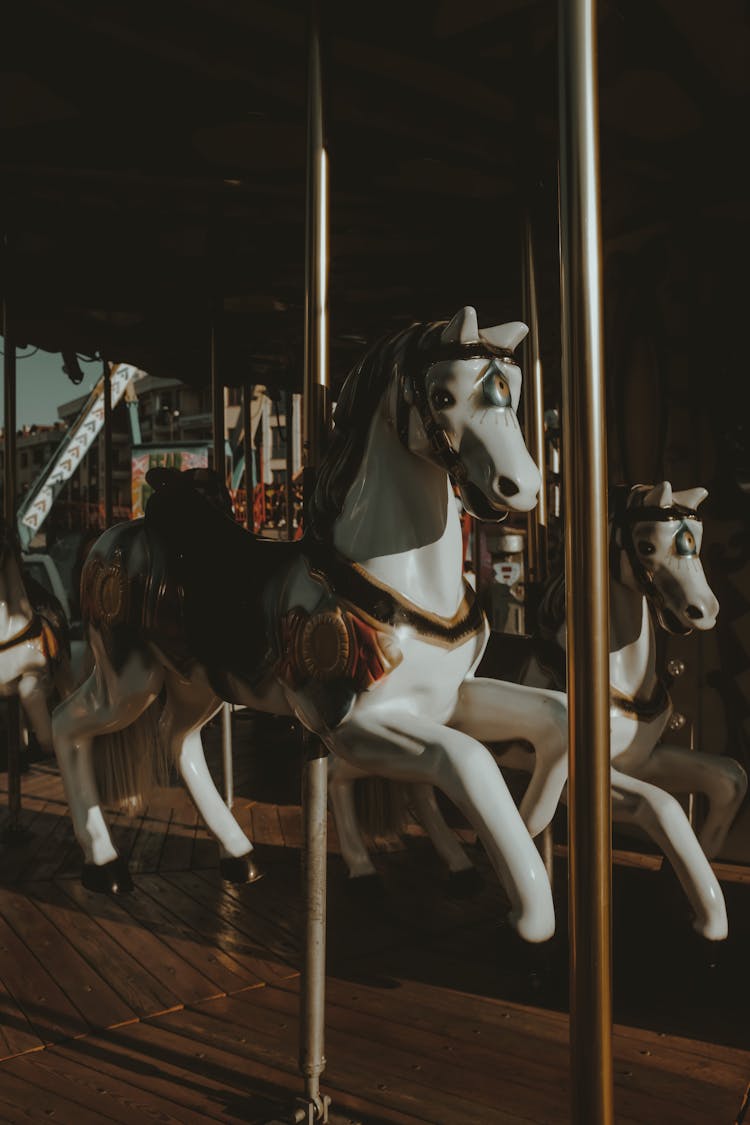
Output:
[354, 778, 410, 838]
[93, 698, 169, 815]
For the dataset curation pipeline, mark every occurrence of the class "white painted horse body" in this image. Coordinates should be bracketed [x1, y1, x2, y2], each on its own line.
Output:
[360, 482, 743, 939]
[52, 307, 569, 942]
[0, 517, 73, 758]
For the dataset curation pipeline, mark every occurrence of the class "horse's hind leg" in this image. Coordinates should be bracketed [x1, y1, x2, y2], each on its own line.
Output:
[161, 672, 262, 883]
[409, 784, 480, 893]
[611, 767, 727, 940]
[51, 647, 162, 891]
[327, 756, 379, 879]
[625, 745, 748, 860]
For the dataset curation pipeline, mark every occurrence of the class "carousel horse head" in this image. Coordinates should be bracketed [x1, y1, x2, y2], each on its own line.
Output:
[612, 481, 718, 635]
[309, 306, 540, 537]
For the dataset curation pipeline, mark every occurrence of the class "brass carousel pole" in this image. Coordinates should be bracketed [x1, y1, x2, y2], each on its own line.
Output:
[243, 383, 254, 532]
[296, 1, 330, 1121]
[2, 273, 23, 841]
[521, 216, 554, 884]
[102, 360, 114, 528]
[210, 310, 234, 810]
[558, 2, 614, 1123]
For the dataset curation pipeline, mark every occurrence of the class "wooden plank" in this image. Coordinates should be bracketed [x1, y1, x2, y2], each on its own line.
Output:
[57, 881, 202, 1012]
[247, 982, 560, 1122]
[0, 903, 89, 1045]
[52, 1020, 284, 1125]
[21, 801, 78, 881]
[0, 975, 44, 1060]
[5, 1041, 219, 1125]
[0, 885, 134, 1031]
[191, 823, 220, 871]
[149, 871, 295, 982]
[248, 801, 285, 851]
[158, 795, 198, 873]
[28, 880, 172, 1020]
[128, 785, 175, 874]
[114, 872, 261, 996]
[277, 803, 303, 851]
[156, 996, 503, 1125]
[0, 1066, 121, 1124]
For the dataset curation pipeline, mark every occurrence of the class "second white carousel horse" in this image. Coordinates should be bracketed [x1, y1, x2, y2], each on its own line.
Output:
[1, 516, 73, 758]
[338, 482, 743, 939]
[52, 307, 571, 942]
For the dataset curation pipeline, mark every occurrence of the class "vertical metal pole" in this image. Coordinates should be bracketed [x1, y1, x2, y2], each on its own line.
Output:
[521, 217, 548, 587]
[210, 310, 234, 807]
[521, 217, 554, 886]
[102, 361, 114, 527]
[2, 282, 23, 836]
[558, 3, 614, 1124]
[243, 383, 254, 531]
[210, 315, 225, 484]
[221, 703, 234, 810]
[286, 390, 295, 540]
[296, 2, 330, 1121]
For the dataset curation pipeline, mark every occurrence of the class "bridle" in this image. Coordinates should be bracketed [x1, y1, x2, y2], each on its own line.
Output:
[395, 338, 517, 487]
[611, 486, 701, 636]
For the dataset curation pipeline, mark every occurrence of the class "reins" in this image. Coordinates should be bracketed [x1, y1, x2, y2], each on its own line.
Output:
[610, 488, 699, 632]
[0, 617, 43, 653]
[395, 338, 516, 487]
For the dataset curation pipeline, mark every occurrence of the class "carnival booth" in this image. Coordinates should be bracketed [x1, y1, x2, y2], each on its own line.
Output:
[1, 2, 749, 1122]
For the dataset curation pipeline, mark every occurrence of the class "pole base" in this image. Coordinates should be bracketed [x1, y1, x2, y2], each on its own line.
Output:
[293, 1093, 331, 1124]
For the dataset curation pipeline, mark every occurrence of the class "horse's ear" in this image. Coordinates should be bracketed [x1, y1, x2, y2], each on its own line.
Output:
[441, 307, 480, 345]
[480, 321, 528, 353]
[674, 486, 708, 511]
[641, 481, 673, 508]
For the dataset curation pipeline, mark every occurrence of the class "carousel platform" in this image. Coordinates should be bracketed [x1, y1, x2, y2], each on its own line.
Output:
[0, 717, 748, 1124]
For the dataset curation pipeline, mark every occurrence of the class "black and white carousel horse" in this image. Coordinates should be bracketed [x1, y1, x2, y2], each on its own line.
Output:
[1, 515, 73, 761]
[52, 307, 571, 942]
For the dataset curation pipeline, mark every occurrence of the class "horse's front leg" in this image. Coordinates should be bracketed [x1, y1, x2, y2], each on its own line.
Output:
[18, 672, 54, 755]
[328, 707, 555, 942]
[622, 745, 747, 859]
[611, 767, 727, 940]
[161, 672, 261, 883]
[450, 677, 568, 838]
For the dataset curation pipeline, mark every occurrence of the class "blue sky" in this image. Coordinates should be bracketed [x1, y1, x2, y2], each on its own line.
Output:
[0, 341, 103, 428]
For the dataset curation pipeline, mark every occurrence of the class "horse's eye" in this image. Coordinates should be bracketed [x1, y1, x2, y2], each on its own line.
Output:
[482, 363, 512, 408]
[637, 540, 656, 556]
[431, 389, 455, 411]
[675, 527, 696, 556]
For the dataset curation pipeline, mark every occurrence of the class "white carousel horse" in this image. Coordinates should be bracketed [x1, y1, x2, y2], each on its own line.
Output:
[1, 516, 73, 759]
[52, 306, 570, 943]
[340, 482, 744, 940]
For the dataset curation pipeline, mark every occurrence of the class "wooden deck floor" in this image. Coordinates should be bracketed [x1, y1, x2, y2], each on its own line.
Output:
[1, 715, 748, 1123]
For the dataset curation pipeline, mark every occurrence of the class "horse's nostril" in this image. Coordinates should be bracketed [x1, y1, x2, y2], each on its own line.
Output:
[498, 476, 520, 497]
[686, 604, 704, 620]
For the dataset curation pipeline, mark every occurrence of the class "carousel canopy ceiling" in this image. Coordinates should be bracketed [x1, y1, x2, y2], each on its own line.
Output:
[0, 0, 746, 391]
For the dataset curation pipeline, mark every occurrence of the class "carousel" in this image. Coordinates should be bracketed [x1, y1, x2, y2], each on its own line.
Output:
[1, 2, 749, 1123]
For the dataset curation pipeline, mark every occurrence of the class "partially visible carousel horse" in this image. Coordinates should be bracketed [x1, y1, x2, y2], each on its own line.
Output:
[335, 482, 744, 939]
[52, 306, 571, 943]
[1, 516, 73, 759]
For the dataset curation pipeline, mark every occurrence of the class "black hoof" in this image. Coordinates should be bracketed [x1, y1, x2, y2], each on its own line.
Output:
[344, 872, 385, 902]
[82, 858, 134, 895]
[220, 855, 265, 884]
[447, 866, 484, 898]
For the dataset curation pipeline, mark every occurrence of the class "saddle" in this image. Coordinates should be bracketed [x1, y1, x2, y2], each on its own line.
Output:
[144, 468, 301, 693]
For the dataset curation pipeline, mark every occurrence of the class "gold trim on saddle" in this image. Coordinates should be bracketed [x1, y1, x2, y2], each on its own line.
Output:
[279, 605, 403, 692]
[83, 548, 129, 628]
